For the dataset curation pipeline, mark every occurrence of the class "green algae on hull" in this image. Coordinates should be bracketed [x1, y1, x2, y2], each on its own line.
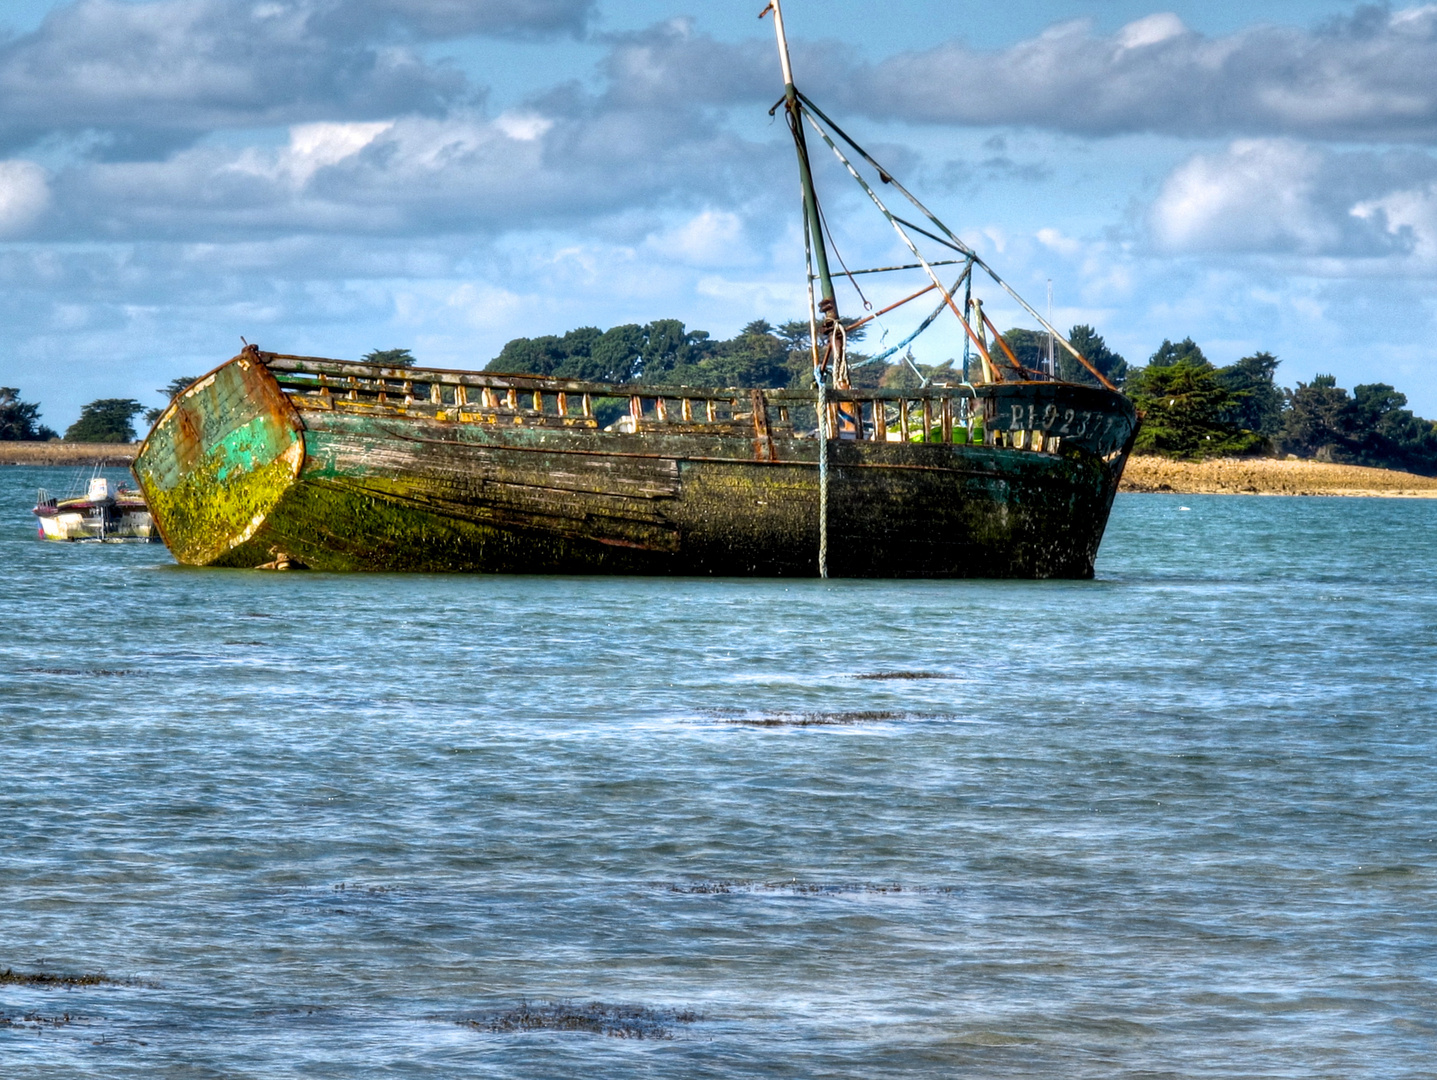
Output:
[133, 357, 304, 566]
[134, 349, 1136, 578]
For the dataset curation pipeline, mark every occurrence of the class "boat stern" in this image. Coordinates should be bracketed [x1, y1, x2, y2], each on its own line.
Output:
[133, 348, 305, 565]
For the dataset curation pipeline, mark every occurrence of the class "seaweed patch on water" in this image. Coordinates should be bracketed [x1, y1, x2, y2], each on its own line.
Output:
[0, 968, 155, 989]
[851, 671, 955, 681]
[711, 710, 906, 727]
[460, 1001, 700, 1040]
[667, 879, 958, 897]
[0, 1011, 97, 1030]
[222, 641, 268, 647]
[332, 882, 397, 896]
[21, 668, 141, 678]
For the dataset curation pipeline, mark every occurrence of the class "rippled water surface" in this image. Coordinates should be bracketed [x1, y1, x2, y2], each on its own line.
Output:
[3, 465, 1435, 1077]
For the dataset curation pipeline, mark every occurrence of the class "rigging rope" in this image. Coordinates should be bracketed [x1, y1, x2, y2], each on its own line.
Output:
[795, 90, 1117, 392]
[816, 369, 828, 579]
[801, 179, 829, 579]
[848, 263, 972, 370]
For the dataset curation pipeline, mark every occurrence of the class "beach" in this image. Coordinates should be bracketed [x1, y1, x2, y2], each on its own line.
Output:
[1119, 454, 1437, 497]
[0, 442, 138, 467]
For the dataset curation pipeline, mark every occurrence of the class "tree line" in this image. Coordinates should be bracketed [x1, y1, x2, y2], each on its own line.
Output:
[4, 330, 1433, 474]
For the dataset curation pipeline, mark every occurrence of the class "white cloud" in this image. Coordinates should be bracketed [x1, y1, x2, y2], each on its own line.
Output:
[837, 5, 1437, 143]
[1150, 139, 1437, 266]
[493, 112, 553, 142]
[1352, 183, 1437, 263]
[1114, 13, 1188, 52]
[645, 210, 748, 267]
[1152, 140, 1331, 254]
[1035, 227, 1082, 257]
[221, 121, 395, 187]
[0, 0, 468, 147]
[0, 160, 50, 235]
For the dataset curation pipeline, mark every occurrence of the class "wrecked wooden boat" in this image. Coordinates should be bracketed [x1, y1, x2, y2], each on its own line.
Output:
[131, 349, 1132, 576]
[34, 476, 158, 542]
[131, 0, 1136, 578]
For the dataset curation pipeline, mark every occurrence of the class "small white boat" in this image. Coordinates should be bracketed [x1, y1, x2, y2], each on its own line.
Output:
[33, 477, 159, 542]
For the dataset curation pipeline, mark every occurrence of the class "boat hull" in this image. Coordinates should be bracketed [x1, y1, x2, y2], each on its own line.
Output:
[134, 352, 1136, 578]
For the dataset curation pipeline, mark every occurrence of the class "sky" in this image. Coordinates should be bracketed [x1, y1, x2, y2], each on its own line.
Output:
[2, 0, 1437, 429]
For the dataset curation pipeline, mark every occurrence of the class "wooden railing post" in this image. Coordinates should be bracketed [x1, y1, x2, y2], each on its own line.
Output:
[750, 389, 775, 461]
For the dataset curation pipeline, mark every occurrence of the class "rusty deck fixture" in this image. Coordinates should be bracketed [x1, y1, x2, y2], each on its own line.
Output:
[132, 348, 1135, 576]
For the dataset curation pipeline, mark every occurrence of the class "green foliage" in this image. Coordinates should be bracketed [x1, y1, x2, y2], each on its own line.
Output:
[1216, 352, 1284, 437]
[0, 387, 57, 441]
[998, 328, 1051, 379]
[145, 376, 200, 426]
[491, 319, 797, 389]
[1127, 360, 1265, 459]
[1055, 325, 1128, 388]
[362, 348, 415, 368]
[658, 322, 792, 389]
[1148, 337, 1208, 368]
[489, 323, 692, 383]
[1278, 377, 1437, 474]
[994, 325, 1128, 388]
[65, 398, 144, 443]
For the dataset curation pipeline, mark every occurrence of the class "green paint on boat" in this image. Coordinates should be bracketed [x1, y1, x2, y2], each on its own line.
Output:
[133, 355, 305, 566]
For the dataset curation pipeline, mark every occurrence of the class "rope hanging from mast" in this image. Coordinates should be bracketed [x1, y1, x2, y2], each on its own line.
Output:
[764, 0, 838, 577]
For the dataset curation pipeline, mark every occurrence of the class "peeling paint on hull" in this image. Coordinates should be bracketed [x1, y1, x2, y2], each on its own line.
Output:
[134, 351, 1137, 578]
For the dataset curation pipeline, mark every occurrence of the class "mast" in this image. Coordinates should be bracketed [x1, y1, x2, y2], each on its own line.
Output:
[763, 0, 841, 377]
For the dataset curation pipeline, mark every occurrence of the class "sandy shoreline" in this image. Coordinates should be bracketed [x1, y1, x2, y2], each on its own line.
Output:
[1120, 455, 1437, 497]
[4, 442, 1434, 497]
[0, 442, 139, 466]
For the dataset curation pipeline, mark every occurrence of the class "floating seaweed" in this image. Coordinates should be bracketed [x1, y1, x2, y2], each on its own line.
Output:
[332, 883, 397, 896]
[851, 671, 956, 680]
[0, 1011, 93, 1030]
[460, 1001, 700, 1040]
[21, 668, 141, 678]
[713, 710, 906, 727]
[0, 968, 153, 989]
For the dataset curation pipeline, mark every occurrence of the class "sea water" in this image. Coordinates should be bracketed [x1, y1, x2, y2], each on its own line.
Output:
[1, 464, 1434, 1078]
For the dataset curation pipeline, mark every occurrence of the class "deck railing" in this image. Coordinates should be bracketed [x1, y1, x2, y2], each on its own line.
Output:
[260, 352, 1064, 451]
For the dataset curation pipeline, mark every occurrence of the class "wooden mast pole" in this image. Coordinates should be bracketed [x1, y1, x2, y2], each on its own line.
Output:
[764, 0, 836, 577]
[763, 0, 841, 377]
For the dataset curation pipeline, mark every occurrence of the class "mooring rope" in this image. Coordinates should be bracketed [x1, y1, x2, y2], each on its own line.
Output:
[816, 367, 829, 579]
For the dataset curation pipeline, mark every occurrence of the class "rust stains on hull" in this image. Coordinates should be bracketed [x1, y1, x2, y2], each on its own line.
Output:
[134, 350, 1137, 578]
